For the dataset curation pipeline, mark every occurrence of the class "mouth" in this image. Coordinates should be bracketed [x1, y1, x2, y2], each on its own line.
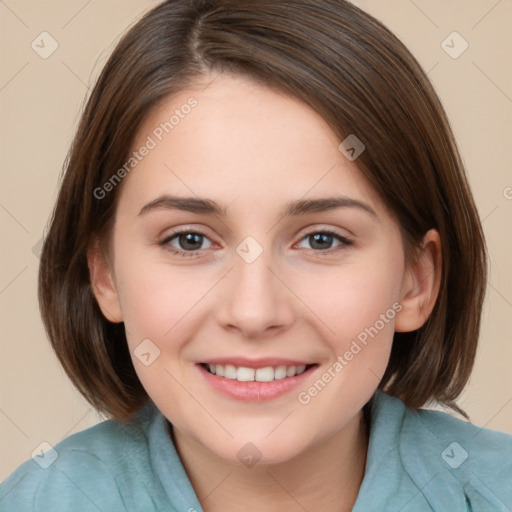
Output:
[200, 362, 316, 382]
[197, 360, 319, 402]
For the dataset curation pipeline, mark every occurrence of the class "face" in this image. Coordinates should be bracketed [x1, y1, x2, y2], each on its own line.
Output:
[93, 73, 425, 466]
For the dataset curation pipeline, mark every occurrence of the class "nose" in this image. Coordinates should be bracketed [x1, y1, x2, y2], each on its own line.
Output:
[216, 245, 295, 339]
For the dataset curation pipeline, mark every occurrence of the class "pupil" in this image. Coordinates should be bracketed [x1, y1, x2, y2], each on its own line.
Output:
[177, 233, 333, 251]
[180, 233, 202, 250]
[311, 233, 332, 250]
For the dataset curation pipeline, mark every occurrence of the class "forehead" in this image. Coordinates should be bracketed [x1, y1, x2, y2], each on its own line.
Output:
[119, 73, 385, 218]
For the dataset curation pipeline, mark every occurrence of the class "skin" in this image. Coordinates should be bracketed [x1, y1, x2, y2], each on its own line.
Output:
[89, 73, 441, 512]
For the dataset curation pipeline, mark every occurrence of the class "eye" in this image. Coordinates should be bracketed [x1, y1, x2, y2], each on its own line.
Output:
[160, 229, 214, 257]
[295, 230, 353, 254]
[160, 228, 353, 258]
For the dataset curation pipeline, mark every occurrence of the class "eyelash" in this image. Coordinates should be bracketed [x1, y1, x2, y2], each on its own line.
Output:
[159, 228, 353, 258]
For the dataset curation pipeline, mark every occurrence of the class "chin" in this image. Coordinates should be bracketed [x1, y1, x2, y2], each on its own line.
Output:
[207, 428, 316, 468]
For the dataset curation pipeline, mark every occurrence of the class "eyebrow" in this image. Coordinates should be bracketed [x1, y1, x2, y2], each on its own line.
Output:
[138, 194, 377, 218]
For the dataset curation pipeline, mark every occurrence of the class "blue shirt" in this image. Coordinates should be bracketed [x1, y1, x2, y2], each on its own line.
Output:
[1, 391, 511, 511]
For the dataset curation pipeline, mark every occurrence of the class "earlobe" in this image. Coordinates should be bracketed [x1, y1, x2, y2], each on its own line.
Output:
[87, 239, 124, 323]
[395, 229, 442, 333]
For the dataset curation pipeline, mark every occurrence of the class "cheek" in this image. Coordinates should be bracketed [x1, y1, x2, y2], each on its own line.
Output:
[114, 252, 209, 342]
[291, 265, 401, 423]
[111, 254, 206, 416]
[295, 253, 404, 400]
[115, 242, 404, 357]
[298, 257, 403, 345]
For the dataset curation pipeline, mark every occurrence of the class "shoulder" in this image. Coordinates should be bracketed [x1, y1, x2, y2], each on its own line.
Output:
[0, 403, 158, 512]
[375, 392, 512, 509]
[402, 398, 512, 472]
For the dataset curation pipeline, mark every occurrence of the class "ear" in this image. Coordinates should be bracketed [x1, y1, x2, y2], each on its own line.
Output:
[87, 239, 124, 323]
[395, 229, 442, 332]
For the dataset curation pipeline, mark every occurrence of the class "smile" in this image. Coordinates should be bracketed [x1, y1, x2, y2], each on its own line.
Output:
[197, 359, 318, 402]
[202, 363, 311, 382]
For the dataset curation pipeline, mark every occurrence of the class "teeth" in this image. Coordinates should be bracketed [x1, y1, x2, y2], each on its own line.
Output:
[224, 364, 237, 379]
[286, 365, 296, 377]
[255, 367, 274, 382]
[274, 365, 287, 380]
[204, 363, 310, 382]
[237, 367, 255, 381]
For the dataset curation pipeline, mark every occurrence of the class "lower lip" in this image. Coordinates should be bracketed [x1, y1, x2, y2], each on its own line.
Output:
[197, 364, 317, 402]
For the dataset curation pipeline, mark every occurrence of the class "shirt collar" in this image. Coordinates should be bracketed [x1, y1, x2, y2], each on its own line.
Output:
[143, 391, 468, 512]
[146, 405, 206, 512]
[352, 391, 468, 511]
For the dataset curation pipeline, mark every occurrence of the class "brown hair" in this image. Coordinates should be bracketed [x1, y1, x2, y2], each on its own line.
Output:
[39, 0, 487, 419]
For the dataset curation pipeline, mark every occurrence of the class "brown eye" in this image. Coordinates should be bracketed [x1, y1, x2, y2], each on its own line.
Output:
[296, 230, 353, 252]
[161, 230, 214, 257]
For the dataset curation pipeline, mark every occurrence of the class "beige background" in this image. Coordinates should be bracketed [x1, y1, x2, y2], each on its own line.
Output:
[1, 0, 511, 480]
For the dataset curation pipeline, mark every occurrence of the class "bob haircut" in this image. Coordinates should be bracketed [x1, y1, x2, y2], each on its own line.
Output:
[39, 0, 487, 420]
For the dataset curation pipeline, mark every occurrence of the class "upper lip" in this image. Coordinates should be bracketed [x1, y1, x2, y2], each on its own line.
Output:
[199, 357, 316, 369]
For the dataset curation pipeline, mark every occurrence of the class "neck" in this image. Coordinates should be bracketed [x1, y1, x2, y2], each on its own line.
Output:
[171, 410, 369, 512]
